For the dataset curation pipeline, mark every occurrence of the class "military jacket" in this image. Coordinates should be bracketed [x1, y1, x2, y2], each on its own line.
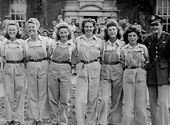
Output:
[143, 32, 170, 85]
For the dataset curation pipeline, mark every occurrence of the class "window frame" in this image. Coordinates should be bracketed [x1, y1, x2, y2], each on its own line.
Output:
[156, 0, 170, 32]
[9, 0, 27, 26]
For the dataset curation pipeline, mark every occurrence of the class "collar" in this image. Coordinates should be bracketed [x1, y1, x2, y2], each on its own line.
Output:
[57, 40, 72, 45]
[5, 39, 21, 45]
[81, 35, 98, 41]
[27, 35, 42, 42]
[127, 43, 144, 50]
[106, 39, 120, 46]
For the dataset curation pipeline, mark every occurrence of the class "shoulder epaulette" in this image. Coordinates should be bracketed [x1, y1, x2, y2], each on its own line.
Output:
[122, 44, 128, 49]
[138, 43, 145, 48]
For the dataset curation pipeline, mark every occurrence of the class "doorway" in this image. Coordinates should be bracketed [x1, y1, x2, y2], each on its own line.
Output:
[84, 16, 97, 22]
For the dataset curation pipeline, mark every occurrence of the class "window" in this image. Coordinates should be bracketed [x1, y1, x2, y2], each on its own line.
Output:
[9, 0, 27, 26]
[157, 0, 170, 32]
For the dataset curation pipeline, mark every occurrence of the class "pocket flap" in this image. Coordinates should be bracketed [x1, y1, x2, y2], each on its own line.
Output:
[160, 62, 169, 68]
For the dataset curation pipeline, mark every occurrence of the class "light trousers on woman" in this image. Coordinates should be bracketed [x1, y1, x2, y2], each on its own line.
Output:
[121, 68, 147, 125]
[75, 62, 101, 125]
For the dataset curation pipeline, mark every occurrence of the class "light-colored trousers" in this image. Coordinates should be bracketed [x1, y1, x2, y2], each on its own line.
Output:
[4, 63, 26, 123]
[48, 63, 71, 124]
[121, 68, 147, 125]
[98, 64, 123, 125]
[75, 62, 101, 125]
[148, 85, 170, 125]
[26, 61, 50, 120]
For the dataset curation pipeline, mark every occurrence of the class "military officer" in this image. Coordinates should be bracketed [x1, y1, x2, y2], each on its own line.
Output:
[143, 14, 170, 125]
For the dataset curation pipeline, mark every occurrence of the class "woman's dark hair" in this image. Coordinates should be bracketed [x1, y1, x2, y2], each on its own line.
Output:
[55, 26, 72, 41]
[4, 31, 21, 40]
[123, 25, 143, 44]
[81, 18, 96, 34]
[104, 22, 122, 41]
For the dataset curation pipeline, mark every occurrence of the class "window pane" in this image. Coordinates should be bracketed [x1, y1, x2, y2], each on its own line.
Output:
[163, 24, 167, 31]
[16, 14, 20, 20]
[168, 25, 170, 32]
[15, 7, 21, 14]
[21, 14, 25, 20]
[11, 8, 15, 13]
[168, 8, 170, 14]
[167, 17, 170, 23]
[158, 8, 162, 15]
[163, 8, 167, 15]
[11, 14, 15, 20]
[158, 0, 162, 7]
[20, 6, 26, 13]
[164, 0, 167, 7]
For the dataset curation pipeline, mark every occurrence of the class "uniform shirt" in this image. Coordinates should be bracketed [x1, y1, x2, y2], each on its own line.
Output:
[73, 35, 103, 61]
[104, 39, 125, 61]
[1, 38, 26, 60]
[51, 39, 75, 60]
[25, 35, 51, 57]
[143, 32, 170, 62]
[143, 32, 170, 85]
[120, 43, 149, 68]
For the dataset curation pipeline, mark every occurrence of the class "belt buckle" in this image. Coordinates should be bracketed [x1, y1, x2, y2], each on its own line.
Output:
[15, 61, 18, 64]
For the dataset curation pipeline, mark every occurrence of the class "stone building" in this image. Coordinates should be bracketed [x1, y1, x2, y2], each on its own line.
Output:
[63, 0, 118, 25]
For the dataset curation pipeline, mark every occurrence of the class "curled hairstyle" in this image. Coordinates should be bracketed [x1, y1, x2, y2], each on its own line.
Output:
[26, 18, 40, 30]
[81, 18, 96, 34]
[104, 21, 122, 41]
[123, 25, 143, 44]
[4, 21, 21, 39]
[53, 22, 72, 41]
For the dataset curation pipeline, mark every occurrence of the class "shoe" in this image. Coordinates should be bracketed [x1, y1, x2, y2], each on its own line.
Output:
[4, 120, 14, 125]
[32, 119, 37, 125]
[37, 120, 44, 125]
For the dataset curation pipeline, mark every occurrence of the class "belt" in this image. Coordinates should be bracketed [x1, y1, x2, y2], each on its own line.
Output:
[126, 66, 141, 69]
[29, 57, 47, 62]
[51, 60, 71, 65]
[6, 60, 24, 64]
[80, 59, 98, 64]
[104, 62, 120, 65]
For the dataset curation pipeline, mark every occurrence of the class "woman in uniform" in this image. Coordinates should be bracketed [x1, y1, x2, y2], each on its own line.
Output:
[2, 20, 26, 125]
[48, 22, 74, 125]
[74, 18, 103, 125]
[120, 25, 149, 125]
[98, 20, 124, 125]
[25, 18, 51, 125]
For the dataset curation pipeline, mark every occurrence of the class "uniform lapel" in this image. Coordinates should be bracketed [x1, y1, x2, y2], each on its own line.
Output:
[156, 32, 164, 46]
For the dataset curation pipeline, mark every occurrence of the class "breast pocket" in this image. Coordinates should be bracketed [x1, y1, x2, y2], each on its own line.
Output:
[159, 42, 168, 55]
[148, 42, 154, 49]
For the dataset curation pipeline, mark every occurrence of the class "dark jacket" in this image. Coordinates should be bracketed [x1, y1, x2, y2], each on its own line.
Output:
[143, 32, 170, 86]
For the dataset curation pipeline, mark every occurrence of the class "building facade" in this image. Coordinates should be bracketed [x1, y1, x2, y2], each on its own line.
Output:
[0, 0, 169, 32]
[63, 0, 118, 24]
